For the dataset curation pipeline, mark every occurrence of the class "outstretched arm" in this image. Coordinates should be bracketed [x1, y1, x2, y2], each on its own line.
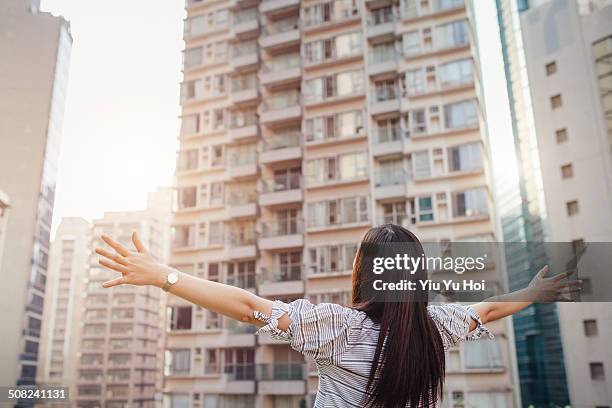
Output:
[96, 233, 291, 330]
[468, 266, 580, 331]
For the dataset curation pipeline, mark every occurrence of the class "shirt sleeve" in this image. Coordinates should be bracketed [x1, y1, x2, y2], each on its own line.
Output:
[427, 304, 493, 350]
[254, 299, 357, 363]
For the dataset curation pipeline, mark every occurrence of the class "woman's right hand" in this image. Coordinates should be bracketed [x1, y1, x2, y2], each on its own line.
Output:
[527, 266, 582, 302]
[95, 232, 172, 288]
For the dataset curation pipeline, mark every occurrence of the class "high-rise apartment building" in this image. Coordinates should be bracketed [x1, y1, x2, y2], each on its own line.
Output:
[0, 0, 72, 388]
[73, 189, 172, 408]
[518, 1, 612, 406]
[168, 0, 517, 407]
[37, 217, 90, 397]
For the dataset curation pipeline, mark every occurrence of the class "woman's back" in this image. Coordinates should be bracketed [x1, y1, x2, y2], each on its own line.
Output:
[255, 299, 492, 408]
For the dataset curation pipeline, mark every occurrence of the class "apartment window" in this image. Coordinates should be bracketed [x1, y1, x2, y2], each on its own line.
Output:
[405, 109, 427, 136]
[545, 61, 557, 76]
[406, 69, 425, 95]
[207, 263, 219, 282]
[306, 152, 367, 185]
[177, 149, 198, 171]
[165, 350, 191, 375]
[227, 261, 256, 289]
[448, 143, 482, 172]
[593, 35, 612, 145]
[172, 225, 195, 248]
[464, 339, 503, 369]
[403, 31, 421, 55]
[381, 201, 407, 224]
[184, 47, 203, 69]
[224, 348, 255, 380]
[453, 188, 488, 218]
[304, 70, 364, 103]
[435, 19, 468, 49]
[584, 319, 598, 337]
[166, 394, 190, 408]
[417, 197, 434, 222]
[413, 150, 431, 179]
[555, 128, 568, 143]
[377, 159, 404, 186]
[566, 200, 579, 216]
[181, 79, 201, 100]
[590, 362, 605, 380]
[550, 94, 563, 109]
[305, 110, 363, 142]
[208, 221, 223, 245]
[206, 311, 221, 329]
[178, 187, 197, 209]
[212, 109, 224, 130]
[561, 163, 573, 179]
[308, 243, 358, 274]
[307, 197, 369, 228]
[444, 100, 478, 129]
[373, 78, 398, 101]
[439, 58, 472, 87]
[204, 349, 219, 374]
[168, 306, 192, 330]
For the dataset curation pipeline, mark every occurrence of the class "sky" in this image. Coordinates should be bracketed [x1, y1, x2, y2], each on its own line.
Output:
[41, 0, 184, 237]
[41, 0, 514, 239]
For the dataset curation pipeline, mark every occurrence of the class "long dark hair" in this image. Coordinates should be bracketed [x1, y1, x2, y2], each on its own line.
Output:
[352, 224, 445, 407]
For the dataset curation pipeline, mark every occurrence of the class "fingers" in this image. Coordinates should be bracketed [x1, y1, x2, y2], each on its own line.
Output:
[95, 248, 128, 266]
[103, 276, 126, 288]
[552, 270, 575, 282]
[99, 259, 129, 275]
[535, 265, 549, 279]
[132, 232, 147, 253]
[101, 234, 130, 257]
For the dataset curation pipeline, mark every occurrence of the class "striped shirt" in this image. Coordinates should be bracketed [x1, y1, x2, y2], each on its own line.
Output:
[254, 299, 492, 408]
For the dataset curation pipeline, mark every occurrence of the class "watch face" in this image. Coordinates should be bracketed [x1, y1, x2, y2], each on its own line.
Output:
[168, 272, 179, 284]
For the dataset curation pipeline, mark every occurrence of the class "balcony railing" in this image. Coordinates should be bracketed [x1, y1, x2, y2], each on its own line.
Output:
[378, 214, 416, 226]
[375, 168, 408, 187]
[263, 19, 299, 36]
[256, 364, 305, 381]
[367, 8, 396, 26]
[373, 126, 402, 144]
[369, 47, 397, 65]
[226, 320, 257, 334]
[260, 219, 303, 237]
[262, 131, 301, 151]
[260, 174, 301, 193]
[231, 77, 258, 92]
[261, 266, 302, 282]
[371, 85, 400, 102]
[227, 190, 257, 205]
[233, 8, 258, 24]
[228, 151, 257, 166]
[225, 363, 256, 381]
[226, 274, 256, 289]
[262, 92, 300, 111]
[262, 55, 301, 73]
[232, 42, 258, 57]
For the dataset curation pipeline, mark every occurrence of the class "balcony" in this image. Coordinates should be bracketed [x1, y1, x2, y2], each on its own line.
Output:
[230, 79, 259, 105]
[232, 9, 259, 39]
[225, 320, 256, 348]
[400, 0, 465, 21]
[259, 19, 300, 52]
[231, 44, 259, 72]
[257, 364, 306, 395]
[260, 93, 301, 126]
[228, 152, 258, 179]
[226, 233, 257, 259]
[228, 123, 259, 142]
[258, 267, 304, 297]
[259, 176, 302, 206]
[226, 191, 258, 218]
[368, 48, 398, 76]
[374, 170, 408, 199]
[260, 55, 301, 88]
[369, 88, 401, 115]
[377, 214, 416, 229]
[259, 0, 299, 17]
[260, 131, 302, 164]
[371, 126, 404, 156]
[366, 9, 396, 40]
[259, 219, 303, 250]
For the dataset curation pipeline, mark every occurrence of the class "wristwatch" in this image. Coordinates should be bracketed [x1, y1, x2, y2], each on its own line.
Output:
[162, 271, 179, 292]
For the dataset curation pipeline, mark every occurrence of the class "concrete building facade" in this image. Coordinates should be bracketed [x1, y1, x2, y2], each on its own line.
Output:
[167, 1, 519, 407]
[519, 1, 612, 406]
[37, 217, 91, 398]
[0, 0, 72, 387]
[73, 189, 173, 408]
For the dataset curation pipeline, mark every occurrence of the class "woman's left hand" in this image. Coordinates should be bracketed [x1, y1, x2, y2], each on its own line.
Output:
[95, 232, 170, 288]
